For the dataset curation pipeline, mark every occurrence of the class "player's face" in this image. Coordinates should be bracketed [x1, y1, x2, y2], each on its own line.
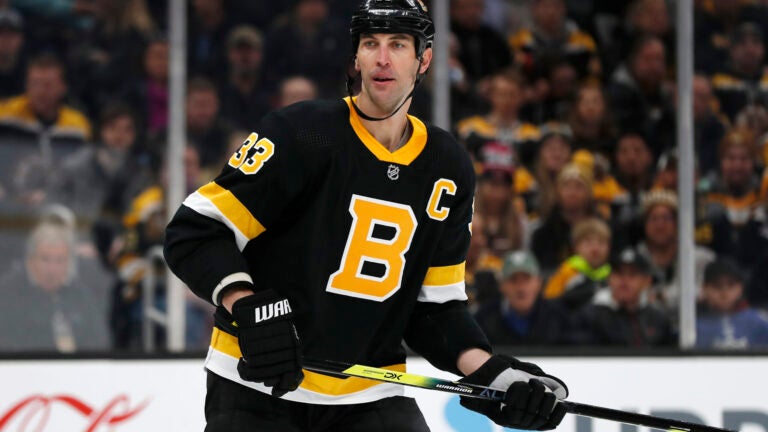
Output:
[355, 33, 431, 115]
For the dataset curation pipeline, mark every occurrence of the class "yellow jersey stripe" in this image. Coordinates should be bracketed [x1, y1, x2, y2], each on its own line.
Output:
[423, 262, 465, 286]
[209, 327, 405, 396]
[184, 181, 266, 250]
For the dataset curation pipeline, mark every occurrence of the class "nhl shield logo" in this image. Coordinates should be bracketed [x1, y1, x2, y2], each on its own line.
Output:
[387, 164, 400, 180]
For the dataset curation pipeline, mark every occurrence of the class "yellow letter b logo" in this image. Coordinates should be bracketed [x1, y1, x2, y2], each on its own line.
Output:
[327, 195, 417, 301]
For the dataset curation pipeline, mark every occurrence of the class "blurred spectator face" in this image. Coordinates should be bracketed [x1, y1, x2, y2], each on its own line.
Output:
[730, 35, 764, 76]
[539, 135, 571, 173]
[0, 27, 22, 68]
[644, 204, 676, 247]
[615, 135, 652, 179]
[692, 75, 713, 120]
[575, 234, 609, 268]
[703, 275, 743, 313]
[296, 0, 328, 27]
[501, 271, 543, 315]
[186, 88, 219, 131]
[101, 114, 136, 153]
[26, 236, 72, 294]
[279, 76, 318, 108]
[630, 39, 666, 90]
[26, 65, 66, 119]
[609, 264, 652, 307]
[574, 85, 606, 125]
[557, 178, 590, 212]
[630, 0, 670, 37]
[185, 146, 203, 191]
[144, 40, 169, 82]
[720, 145, 753, 189]
[450, 0, 485, 30]
[228, 44, 262, 78]
[478, 175, 512, 214]
[548, 62, 577, 99]
[532, 0, 566, 35]
[489, 75, 523, 118]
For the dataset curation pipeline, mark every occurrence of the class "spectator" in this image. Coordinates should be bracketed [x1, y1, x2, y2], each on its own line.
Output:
[149, 77, 234, 172]
[636, 190, 715, 312]
[450, 0, 512, 85]
[0, 8, 26, 99]
[508, 0, 599, 80]
[0, 218, 109, 352]
[574, 247, 676, 346]
[0, 54, 91, 209]
[568, 82, 616, 158]
[711, 23, 768, 122]
[263, 0, 348, 97]
[694, 0, 768, 75]
[602, 0, 673, 77]
[218, 25, 270, 130]
[524, 57, 579, 123]
[517, 122, 572, 218]
[473, 145, 527, 256]
[702, 128, 768, 270]
[277, 75, 318, 108]
[456, 69, 541, 169]
[46, 103, 152, 233]
[697, 258, 768, 349]
[464, 212, 502, 309]
[544, 217, 611, 311]
[138, 35, 169, 135]
[607, 35, 675, 156]
[187, 0, 235, 82]
[474, 250, 571, 346]
[0, 53, 91, 141]
[67, 0, 156, 117]
[609, 132, 654, 247]
[693, 74, 730, 177]
[531, 163, 598, 275]
[111, 145, 211, 349]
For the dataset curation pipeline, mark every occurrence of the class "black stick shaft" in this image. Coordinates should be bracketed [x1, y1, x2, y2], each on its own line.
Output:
[303, 359, 735, 432]
[561, 401, 732, 432]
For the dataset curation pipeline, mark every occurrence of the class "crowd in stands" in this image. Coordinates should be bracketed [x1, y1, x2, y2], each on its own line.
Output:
[1, 0, 768, 353]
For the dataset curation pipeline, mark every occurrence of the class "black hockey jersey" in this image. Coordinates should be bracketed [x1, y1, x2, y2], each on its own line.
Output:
[164, 97, 476, 404]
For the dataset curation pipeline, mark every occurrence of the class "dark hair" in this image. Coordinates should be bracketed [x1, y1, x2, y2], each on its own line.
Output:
[27, 53, 65, 77]
[99, 102, 136, 129]
[187, 76, 217, 96]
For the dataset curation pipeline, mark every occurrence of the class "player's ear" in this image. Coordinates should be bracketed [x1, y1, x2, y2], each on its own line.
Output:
[419, 47, 432, 74]
[354, 55, 360, 72]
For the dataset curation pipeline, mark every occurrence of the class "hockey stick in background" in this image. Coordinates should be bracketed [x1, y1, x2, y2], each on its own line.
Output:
[303, 359, 735, 432]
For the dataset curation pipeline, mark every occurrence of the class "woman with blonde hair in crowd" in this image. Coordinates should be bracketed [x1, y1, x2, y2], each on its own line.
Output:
[531, 163, 601, 276]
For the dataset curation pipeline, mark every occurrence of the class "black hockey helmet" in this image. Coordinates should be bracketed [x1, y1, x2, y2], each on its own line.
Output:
[350, 0, 435, 57]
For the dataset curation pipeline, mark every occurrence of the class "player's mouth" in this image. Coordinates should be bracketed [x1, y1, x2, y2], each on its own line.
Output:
[372, 74, 395, 84]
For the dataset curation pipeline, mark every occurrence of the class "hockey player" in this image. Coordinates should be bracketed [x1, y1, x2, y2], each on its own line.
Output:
[164, 1, 568, 430]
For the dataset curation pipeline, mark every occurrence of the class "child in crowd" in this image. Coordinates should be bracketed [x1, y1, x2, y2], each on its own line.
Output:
[543, 217, 611, 310]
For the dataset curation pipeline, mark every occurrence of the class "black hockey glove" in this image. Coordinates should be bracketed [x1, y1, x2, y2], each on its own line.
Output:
[231, 289, 304, 397]
[459, 355, 568, 431]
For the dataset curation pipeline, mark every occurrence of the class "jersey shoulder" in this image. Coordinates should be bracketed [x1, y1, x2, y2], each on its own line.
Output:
[425, 125, 474, 177]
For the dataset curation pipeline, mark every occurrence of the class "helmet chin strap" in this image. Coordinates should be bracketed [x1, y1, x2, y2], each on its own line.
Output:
[347, 56, 425, 122]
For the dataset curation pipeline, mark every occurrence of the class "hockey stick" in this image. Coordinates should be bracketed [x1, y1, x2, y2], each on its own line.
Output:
[303, 359, 735, 432]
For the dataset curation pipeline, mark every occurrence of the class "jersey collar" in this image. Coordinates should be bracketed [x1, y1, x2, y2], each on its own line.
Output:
[344, 97, 427, 166]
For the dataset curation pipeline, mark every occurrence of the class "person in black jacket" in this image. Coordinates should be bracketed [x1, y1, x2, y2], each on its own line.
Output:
[475, 250, 572, 346]
[573, 247, 676, 346]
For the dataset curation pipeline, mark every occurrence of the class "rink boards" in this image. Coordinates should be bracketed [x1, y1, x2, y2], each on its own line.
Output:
[0, 356, 765, 431]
